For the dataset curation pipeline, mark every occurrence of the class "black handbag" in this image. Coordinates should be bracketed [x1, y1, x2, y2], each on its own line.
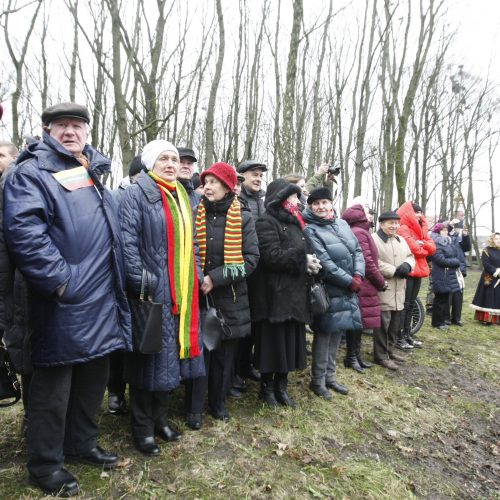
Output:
[310, 280, 330, 315]
[202, 294, 232, 351]
[128, 269, 163, 354]
[0, 345, 21, 408]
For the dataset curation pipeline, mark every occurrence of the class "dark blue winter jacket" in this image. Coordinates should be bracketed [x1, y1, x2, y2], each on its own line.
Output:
[303, 209, 365, 333]
[119, 171, 204, 392]
[449, 232, 471, 276]
[3, 133, 132, 367]
[431, 236, 462, 294]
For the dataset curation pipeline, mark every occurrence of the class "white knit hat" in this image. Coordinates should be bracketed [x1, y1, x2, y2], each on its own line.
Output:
[141, 140, 179, 170]
[346, 196, 370, 209]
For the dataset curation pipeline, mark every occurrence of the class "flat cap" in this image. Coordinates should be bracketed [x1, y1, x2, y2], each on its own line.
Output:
[237, 159, 267, 173]
[42, 102, 90, 126]
[378, 210, 400, 222]
[177, 146, 197, 162]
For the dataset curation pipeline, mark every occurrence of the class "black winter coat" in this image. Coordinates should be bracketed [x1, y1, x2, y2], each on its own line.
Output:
[200, 194, 259, 339]
[471, 246, 500, 314]
[249, 180, 312, 324]
[239, 185, 265, 221]
[431, 236, 461, 294]
[119, 171, 205, 391]
[449, 232, 471, 276]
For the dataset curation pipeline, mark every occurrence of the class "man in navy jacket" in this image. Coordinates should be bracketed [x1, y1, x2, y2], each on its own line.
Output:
[3, 102, 132, 497]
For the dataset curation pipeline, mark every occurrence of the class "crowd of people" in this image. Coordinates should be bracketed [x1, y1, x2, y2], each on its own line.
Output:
[0, 101, 499, 497]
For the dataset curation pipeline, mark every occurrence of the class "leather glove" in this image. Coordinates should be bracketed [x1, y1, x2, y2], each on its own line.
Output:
[349, 274, 362, 293]
[394, 262, 411, 278]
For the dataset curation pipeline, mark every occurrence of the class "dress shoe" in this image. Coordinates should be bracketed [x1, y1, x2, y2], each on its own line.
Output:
[232, 375, 248, 392]
[244, 367, 261, 382]
[309, 383, 332, 400]
[227, 387, 244, 398]
[451, 321, 464, 326]
[325, 380, 349, 395]
[210, 409, 230, 422]
[134, 436, 161, 456]
[186, 413, 203, 430]
[30, 469, 79, 497]
[155, 424, 182, 442]
[389, 352, 406, 363]
[376, 359, 399, 371]
[66, 446, 118, 469]
[108, 392, 127, 415]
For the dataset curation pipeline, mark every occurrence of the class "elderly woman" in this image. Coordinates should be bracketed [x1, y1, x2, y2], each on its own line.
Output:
[471, 232, 500, 325]
[250, 179, 319, 407]
[185, 162, 259, 426]
[303, 188, 365, 399]
[342, 200, 387, 372]
[119, 140, 204, 456]
[430, 223, 461, 330]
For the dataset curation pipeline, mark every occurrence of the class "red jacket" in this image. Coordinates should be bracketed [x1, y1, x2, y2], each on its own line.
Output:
[396, 201, 436, 278]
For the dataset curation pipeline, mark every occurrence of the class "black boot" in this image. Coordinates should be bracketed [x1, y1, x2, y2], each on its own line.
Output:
[259, 373, 279, 406]
[405, 329, 423, 348]
[395, 329, 413, 350]
[274, 373, 296, 408]
[344, 331, 364, 373]
[354, 330, 372, 368]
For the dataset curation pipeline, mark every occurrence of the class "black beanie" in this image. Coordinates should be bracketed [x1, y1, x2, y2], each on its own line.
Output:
[128, 155, 145, 177]
[412, 202, 423, 213]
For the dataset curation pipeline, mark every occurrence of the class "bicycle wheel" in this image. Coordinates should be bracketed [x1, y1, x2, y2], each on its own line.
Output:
[410, 297, 425, 335]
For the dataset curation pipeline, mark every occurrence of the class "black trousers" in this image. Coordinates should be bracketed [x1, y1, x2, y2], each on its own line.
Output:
[129, 386, 169, 439]
[401, 277, 421, 333]
[108, 350, 126, 395]
[447, 290, 464, 323]
[234, 327, 255, 377]
[185, 339, 238, 415]
[432, 292, 450, 326]
[27, 356, 109, 478]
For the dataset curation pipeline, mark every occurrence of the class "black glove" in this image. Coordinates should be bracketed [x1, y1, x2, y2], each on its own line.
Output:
[394, 262, 411, 279]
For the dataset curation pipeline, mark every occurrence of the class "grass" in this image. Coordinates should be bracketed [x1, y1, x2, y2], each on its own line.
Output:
[0, 270, 498, 498]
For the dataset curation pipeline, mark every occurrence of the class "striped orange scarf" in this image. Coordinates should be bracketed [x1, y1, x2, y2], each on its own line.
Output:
[195, 196, 246, 279]
[149, 172, 200, 359]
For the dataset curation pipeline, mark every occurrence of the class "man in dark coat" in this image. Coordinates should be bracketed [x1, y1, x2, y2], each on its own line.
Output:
[177, 146, 201, 211]
[3, 102, 132, 497]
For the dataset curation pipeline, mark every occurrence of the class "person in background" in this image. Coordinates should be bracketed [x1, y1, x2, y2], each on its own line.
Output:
[186, 162, 259, 426]
[396, 201, 436, 350]
[304, 163, 340, 202]
[4, 102, 131, 497]
[107, 155, 145, 416]
[177, 147, 201, 210]
[470, 232, 500, 326]
[234, 159, 267, 385]
[342, 199, 386, 373]
[372, 211, 415, 370]
[446, 220, 471, 326]
[283, 172, 308, 205]
[119, 140, 204, 456]
[251, 179, 317, 407]
[303, 188, 365, 398]
[429, 223, 461, 330]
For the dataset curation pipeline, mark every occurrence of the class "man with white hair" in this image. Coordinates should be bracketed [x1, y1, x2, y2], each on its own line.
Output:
[3, 102, 132, 497]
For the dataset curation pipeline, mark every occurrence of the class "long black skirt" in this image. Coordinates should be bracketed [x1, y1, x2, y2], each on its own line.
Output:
[254, 319, 307, 374]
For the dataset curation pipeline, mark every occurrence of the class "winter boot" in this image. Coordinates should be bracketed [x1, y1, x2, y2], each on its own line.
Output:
[274, 373, 296, 408]
[259, 373, 279, 406]
[395, 329, 414, 350]
[405, 329, 423, 348]
[354, 330, 372, 368]
[344, 331, 364, 373]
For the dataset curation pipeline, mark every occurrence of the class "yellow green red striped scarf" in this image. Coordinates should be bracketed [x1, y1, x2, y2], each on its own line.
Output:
[195, 196, 246, 279]
[149, 172, 200, 360]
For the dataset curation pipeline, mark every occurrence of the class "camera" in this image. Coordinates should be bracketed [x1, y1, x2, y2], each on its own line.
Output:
[327, 165, 341, 176]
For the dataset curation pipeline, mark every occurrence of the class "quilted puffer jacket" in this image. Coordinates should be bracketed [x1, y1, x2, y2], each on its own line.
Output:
[303, 208, 365, 333]
[3, 133, 132, 367]
[119, 171, 204, 392]
[342, 204, 386, 329]
[431, 236, 461, 294]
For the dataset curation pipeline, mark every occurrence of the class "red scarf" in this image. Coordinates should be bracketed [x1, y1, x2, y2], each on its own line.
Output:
[282, 200, 306, 229]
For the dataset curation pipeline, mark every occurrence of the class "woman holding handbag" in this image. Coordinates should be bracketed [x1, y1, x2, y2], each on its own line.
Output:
[303, 188, 365, 400]
[185, 162, 259, 425]
[119, 140, 204, 456]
